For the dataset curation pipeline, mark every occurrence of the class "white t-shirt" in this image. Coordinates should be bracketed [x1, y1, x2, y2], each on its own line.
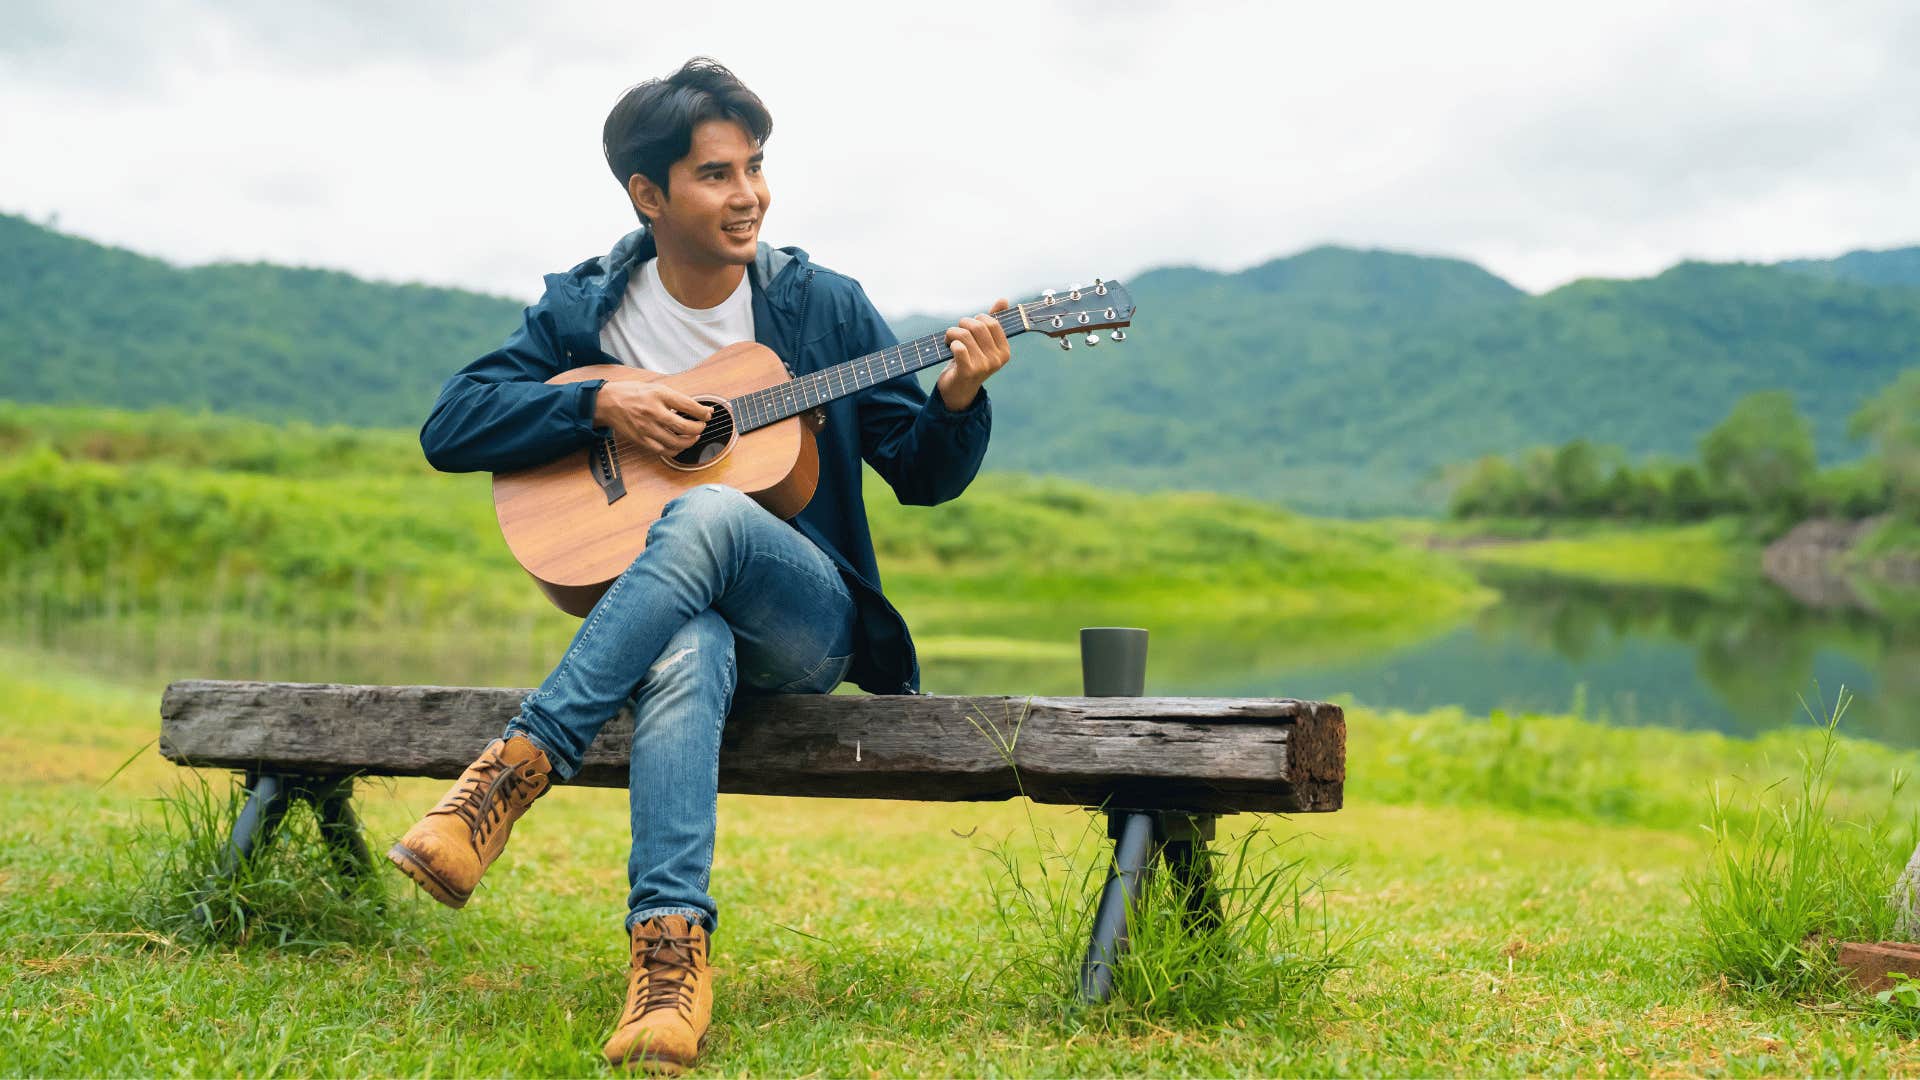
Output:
[598, 258, 755, 372]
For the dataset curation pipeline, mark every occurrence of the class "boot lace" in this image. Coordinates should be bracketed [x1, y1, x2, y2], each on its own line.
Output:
[627, 927, 703, 1021]
[432, 750, 540, 846]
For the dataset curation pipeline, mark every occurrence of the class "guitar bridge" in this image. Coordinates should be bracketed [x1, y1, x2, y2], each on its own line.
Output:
[589, 437, 626, 504]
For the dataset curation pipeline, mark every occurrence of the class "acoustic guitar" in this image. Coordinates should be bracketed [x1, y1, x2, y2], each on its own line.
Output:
[493, 280, 1137, 615]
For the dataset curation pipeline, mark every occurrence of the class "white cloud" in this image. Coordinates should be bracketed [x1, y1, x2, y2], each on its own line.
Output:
[3, 0, 1917, 314]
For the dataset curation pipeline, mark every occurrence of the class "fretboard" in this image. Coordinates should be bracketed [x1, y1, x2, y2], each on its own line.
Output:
[730, 307, 1027, 433]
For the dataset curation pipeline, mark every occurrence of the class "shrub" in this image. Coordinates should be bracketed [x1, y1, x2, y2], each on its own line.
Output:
[1684, 692, 1915, 997]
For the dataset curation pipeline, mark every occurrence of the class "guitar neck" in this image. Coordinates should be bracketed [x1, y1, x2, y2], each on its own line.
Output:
[729, 307, 1030, 434]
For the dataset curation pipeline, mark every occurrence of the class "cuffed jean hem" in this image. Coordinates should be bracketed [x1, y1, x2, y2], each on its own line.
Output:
[629, 905, 714, 935]
[502, 721, 578, 781]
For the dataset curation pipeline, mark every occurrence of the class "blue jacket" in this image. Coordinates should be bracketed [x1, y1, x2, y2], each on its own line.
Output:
[419, 228, 992, 694]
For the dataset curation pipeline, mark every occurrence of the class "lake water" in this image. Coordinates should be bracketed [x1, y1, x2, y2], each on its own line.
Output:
[13, 567, 1916, 747]
[1194, 568, 1919, 747]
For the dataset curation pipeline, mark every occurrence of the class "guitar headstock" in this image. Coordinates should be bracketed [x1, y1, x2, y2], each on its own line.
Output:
[1016, 279, 1135, 350]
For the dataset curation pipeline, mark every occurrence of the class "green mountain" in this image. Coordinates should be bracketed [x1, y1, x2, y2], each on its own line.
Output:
[977, 253, 1918, 512]
[1776, 245, 1920, 287]
[0, 213, 520, 426]
[2, 214, 1915, 515]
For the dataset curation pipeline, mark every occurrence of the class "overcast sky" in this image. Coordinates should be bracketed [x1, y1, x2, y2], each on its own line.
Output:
[4, 0, 1918, 315]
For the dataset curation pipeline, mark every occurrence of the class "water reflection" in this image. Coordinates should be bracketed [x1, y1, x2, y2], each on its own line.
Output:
[9, 565, 1915, 747]
[1252, 568, 1918, 745]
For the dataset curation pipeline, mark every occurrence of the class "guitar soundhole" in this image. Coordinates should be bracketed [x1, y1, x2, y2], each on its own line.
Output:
[668, 398, 735, 469]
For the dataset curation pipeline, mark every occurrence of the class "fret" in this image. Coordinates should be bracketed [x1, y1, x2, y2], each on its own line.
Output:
[725, 311, 1036, 435]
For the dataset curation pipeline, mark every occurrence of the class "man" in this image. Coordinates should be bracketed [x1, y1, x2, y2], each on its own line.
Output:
[385, 58, 1012, 1074]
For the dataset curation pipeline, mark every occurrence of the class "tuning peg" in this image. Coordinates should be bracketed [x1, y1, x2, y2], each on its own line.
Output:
[1094, 278, 1108, 296]
[1084, 333, 1101, 347]
[1111, 330, 1126, 342]
[1059, 336, 1072, 351]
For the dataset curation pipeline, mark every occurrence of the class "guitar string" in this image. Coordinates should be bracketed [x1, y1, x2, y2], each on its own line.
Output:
[626, 308, 1028, 450]
[700, 303, 1061, 430]
[616, 322, 1003, 453]
[602, 302, 1121, 459]
[611, 322, 1108, 460]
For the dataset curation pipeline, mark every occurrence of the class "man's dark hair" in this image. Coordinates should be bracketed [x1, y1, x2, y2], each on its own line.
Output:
[603, 57, 773, 225]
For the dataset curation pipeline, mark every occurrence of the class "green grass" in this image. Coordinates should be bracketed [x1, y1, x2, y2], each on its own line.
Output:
[1406, 517, 1761, 596]
[8, 403, 1920, 1072]
[9, 645, 1920, 1074]
[1686, 693, 1914, 997]
[0, 400, 428, 477]
[110, 770, 407, 950]
[0, 403, 1493, 694]
[980, 810, 1359, 1029]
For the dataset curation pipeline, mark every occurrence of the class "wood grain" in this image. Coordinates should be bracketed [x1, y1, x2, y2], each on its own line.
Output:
[159, 682, 1345, 814]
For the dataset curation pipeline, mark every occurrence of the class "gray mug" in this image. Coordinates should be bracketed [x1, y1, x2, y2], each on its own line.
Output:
[1081, 627, 1148, 697]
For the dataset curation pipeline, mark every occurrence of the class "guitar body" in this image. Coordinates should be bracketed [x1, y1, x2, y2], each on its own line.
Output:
[483, 276, 1136, 618]
[491, 342, 819, 616]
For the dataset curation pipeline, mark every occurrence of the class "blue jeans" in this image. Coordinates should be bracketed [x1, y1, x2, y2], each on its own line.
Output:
[503, 484, 856, 936]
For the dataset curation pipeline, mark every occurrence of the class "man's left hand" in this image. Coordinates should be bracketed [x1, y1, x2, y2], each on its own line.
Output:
[935, 299, 1012, 411]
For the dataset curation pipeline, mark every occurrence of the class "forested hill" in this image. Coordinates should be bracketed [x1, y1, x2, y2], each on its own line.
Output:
[1776, 245, 1920, 287]
[968, 248, 1920, 513]
[3, 213, 1916, 515]
[0, 214, 522, 427]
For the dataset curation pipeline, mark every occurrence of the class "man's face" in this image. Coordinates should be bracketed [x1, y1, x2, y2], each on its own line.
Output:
[636, 119, 770, 268]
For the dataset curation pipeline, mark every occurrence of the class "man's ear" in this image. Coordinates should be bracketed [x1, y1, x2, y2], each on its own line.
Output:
[628, 173, 666, 223]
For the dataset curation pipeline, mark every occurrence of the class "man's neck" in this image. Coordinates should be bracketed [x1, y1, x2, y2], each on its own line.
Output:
[651, 241, 748, 309]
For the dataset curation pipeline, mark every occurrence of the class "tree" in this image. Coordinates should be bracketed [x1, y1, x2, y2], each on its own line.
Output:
[1549, 440, 1607, 515]
[1599, 467, 1638, 517]
[1667, 465, 1710, 520]
[1699, 391, 1816, 516]
[1448, 455, 1521, 518]
[1848, 368, 1920, 516]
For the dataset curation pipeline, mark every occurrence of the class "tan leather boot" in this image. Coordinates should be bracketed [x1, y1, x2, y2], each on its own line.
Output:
[603, 915, 714, 1074]
[385, 735, 552, 908]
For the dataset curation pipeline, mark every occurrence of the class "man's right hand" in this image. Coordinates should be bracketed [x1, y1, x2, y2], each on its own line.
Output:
[593, 380, 716, 457]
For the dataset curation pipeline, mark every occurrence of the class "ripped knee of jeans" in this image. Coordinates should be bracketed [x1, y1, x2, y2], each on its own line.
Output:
[649, 645, 697, 680]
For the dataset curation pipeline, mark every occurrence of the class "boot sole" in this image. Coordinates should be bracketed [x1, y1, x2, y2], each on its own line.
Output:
[385, 843, 471, 908]
[613, 1033, 708, 1075]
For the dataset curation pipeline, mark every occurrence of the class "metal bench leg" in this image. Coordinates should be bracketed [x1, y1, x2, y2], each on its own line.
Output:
[191, 772, 375, 922]
[311, 778, 374, 892]
[1078, 810, 1156, 1004]
[1077, 810, 1222, 1004]
[192, 770, 295, 923]
[1161, 813, 1222, 935]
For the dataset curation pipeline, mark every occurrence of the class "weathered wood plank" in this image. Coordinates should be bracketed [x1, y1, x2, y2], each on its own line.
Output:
[159, 681, 1344, 813]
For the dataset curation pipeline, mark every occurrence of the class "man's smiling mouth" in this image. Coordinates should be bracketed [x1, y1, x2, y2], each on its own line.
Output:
[723, 220, 756, 235]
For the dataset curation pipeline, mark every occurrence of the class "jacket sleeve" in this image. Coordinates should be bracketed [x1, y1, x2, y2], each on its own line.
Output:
[849, 283, 992, 506]
[418, 296, 606, 474]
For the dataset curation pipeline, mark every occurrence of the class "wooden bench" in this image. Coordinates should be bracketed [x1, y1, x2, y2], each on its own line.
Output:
[160, 681, 1346, 1001]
